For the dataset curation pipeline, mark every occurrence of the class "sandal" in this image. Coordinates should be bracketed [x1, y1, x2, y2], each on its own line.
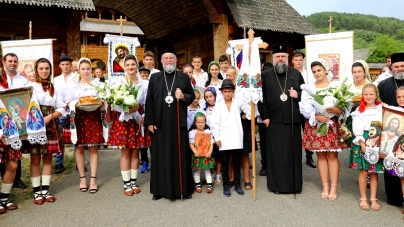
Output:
[321, 183, 329, 199]
[214, 174, 222, 185]
[79, 176, 88, 192]
[89, 176, 98, 194]
[370, 198, 381, 211]
[123, 181, 133, 196]
[244, 182, 252, 190]
[359, 198, 370, 211]
[195, 182, 202, 193]
[0, 204, 5, 214]
[206, 184, 213, 194]
[328, 184, 338, 201]
[131, 181, 141, 194]
[1, 199, 18, 210]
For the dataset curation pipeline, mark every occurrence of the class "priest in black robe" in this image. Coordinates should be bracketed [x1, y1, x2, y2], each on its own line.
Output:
[144, 46, 195, 200]
[258, 45, 304, 194]
[378, 52, 404, 207]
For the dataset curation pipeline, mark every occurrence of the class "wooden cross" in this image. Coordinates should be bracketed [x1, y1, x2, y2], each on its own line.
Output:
[117, 16, 125, 36]
[328, 16, 333, 33]
[29, 21, 32, 39]
[231, 29, 268, 201]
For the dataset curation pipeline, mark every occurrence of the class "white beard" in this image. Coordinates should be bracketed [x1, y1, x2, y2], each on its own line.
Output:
[393, 71, 404, 80]
[163, 64, 176, 73]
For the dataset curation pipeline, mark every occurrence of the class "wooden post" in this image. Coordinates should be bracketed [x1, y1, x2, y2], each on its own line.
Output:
[29, 21, 32, 39]
[235, 29, 268, 200]
[328, 16, 333, 33]
[117, 16, 125, 36]
[213, 14, 228, 61]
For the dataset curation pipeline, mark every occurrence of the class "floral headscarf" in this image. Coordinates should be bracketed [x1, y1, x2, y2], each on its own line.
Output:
[312, 58, 333, 82]
[203, 86, 217, 111]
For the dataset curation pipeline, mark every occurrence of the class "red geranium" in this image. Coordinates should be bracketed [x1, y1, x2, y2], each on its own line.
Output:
[256, 81, 262, 86]
[241, 81, 247, 87]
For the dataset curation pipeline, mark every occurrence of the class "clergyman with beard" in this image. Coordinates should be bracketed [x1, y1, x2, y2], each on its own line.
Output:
[144, 46, 195, 200]
[378, 52, 404, 206]
[258, 44, 305, 194]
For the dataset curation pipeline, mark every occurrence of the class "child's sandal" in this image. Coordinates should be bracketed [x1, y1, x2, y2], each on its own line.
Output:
[244, 182, 252, 190]
[206, 184, 213, 194]
[359, 198, 370, 211]
[370, 198, 381, 211]
[195, 183, 202, 193]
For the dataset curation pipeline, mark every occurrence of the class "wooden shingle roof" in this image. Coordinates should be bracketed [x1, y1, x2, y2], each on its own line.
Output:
[225, 0, 319, 35]
[0, 0, 95, 10]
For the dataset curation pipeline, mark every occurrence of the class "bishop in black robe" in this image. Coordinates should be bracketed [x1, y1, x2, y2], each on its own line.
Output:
[378, 76, 404, 206]
[258, 67, 304, 193]
[144, 70, 195, 199]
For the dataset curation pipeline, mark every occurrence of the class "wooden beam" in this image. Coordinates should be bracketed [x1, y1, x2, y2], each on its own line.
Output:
[201, 0, 223, 24]
[213, 14, 228, 61]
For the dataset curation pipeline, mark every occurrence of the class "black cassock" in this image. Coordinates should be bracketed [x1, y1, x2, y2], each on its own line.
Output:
[145, 70, 195, 199]
[258, 67, 304, 193]
[378, 77, 404, 206]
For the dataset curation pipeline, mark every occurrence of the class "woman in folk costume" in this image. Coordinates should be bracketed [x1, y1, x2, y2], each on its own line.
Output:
[64, 58, 105, 194]
[300, 59, 350, 200]
[349, 83, 384, 211]
[27, 58, 65, 204]
[108, 54, 149, 196]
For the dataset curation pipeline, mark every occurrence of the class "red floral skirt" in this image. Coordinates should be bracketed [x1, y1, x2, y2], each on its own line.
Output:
[302, 118, 349, 152]
[75, 109, 105, 145]
[0, 144, 22, 163]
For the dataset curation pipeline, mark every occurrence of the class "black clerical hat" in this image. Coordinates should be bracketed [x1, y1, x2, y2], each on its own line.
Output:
[272, 44, 288, 54]
[138, 66, 150, 74]
[219, 79, 235, 90]
[161, 45, 176, 55]
[291, 49, 305, 58]
[58, 54, 72, 63]
[391, 53, 404, 65]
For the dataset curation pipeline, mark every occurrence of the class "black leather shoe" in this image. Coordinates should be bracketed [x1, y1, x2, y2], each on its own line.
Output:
[54, 164, 65, 174]
[152, 195, 162, 200]
[184, 195, 192, 199]
[272, 190, 280, 195]
[13, 179, 27, 188]
[306, 158, 317, 168]
[259, 168, 267, 176]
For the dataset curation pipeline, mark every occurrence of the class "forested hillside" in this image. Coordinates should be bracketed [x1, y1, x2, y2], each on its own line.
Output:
[305, 12, 404, 62]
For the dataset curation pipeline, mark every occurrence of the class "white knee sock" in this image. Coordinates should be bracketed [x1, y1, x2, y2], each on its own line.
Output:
[31, 176, 41, 199]
[194, 170, 201, 183]
[204, 169, 212, 184]
[121, 170, 131, 182]
[0, 183, 13, 202]
[130, 169, 138, 181]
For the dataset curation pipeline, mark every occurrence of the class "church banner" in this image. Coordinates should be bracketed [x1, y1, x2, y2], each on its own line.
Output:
[103, 34, 140, 82]
[305, 32, 354, 85]
[1, 39, 53, 81]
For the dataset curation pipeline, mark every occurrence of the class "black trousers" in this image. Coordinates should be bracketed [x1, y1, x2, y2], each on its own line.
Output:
[258, 123, 267, 170]
[140, 147, 149, 163]
[300, 114, 313, 159]
[221, 149, 242, 187]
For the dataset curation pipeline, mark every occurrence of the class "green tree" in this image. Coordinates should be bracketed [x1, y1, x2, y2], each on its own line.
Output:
[366, 35, 404, 62]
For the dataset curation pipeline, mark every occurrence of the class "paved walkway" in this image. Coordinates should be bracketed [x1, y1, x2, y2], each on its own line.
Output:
[0, 149, 403, 226]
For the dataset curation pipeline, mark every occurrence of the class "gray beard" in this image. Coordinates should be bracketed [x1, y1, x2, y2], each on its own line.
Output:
[274, 63, 288, 74]
[163, 64, 176, 73]
[393, 71, 404, 80]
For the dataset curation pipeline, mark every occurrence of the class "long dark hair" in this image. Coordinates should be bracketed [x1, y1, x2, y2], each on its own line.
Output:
[205, 61, 223, 87]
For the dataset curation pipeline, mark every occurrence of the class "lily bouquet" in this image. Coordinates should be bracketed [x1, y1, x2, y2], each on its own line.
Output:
[301, 78, 354, 136]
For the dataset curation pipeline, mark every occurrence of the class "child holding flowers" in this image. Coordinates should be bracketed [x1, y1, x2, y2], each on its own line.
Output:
[300, 59, 351, 201]
[349, 83, 384, 211]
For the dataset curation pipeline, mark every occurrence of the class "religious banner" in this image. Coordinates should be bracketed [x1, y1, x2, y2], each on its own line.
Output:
[103, 34, 140, 81]
[1, 39, 53, 81]
[305, 32, 354, 84]
[226, 37, 264, 69]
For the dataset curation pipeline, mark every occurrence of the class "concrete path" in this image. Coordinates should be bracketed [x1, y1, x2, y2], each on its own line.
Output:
[0, 149, 403, 226]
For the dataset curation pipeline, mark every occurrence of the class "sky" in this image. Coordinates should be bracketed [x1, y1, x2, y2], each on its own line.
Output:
[286, 0, 404, 20]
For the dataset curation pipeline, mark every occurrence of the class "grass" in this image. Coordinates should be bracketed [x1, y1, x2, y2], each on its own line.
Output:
[6, 154, 76, 205]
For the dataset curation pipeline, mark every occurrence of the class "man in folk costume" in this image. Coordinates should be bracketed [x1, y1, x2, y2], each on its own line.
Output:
[378, 52, 404, 207]
[258, 45, 304, 194]
[0, 53, 28, 189]
[145, 46, 195, 200]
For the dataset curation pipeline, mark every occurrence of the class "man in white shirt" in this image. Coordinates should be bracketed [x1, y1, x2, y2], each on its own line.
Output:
[0, 53, 28, 189]
[53, 54, 75, 174]
[219, 55, 229, 79]
[291, 49, 316, 168]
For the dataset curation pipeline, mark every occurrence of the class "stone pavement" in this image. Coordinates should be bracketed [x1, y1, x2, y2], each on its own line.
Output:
[0, 149, 403, 226]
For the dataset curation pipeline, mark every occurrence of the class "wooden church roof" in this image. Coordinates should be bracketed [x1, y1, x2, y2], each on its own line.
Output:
[0, 0, 95, 10]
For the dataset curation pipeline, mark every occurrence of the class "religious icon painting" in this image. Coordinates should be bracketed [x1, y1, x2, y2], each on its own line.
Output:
[104, 34, 140, 81]
[318, 54, 340, 81]
[384, 134, 404, 178]
[380, 106, 404, 158]
[0, 100, 22, 150]
[364, 121, 383, 164]
[0, 87, 33, 139]
[195, 133, 211, 157]
[26, 96, 46, 145]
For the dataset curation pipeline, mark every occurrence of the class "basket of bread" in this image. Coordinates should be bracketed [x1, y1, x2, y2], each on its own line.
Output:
[78, 96, 101, 112]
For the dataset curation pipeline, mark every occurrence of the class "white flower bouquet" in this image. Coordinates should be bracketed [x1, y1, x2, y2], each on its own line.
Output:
[301, 78, 354, 136]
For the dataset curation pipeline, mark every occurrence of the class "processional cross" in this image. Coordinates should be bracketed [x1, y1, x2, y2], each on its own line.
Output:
[328, 16, 333, 33]
[117, 16, 125, 36]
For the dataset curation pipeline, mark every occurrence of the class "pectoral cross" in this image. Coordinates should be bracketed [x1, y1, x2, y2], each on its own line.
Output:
[328, 16, 333, 33]
[117, 16, 124, 36]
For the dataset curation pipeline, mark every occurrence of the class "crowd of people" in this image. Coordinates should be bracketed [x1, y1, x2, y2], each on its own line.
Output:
[0, 45, 404, 217]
